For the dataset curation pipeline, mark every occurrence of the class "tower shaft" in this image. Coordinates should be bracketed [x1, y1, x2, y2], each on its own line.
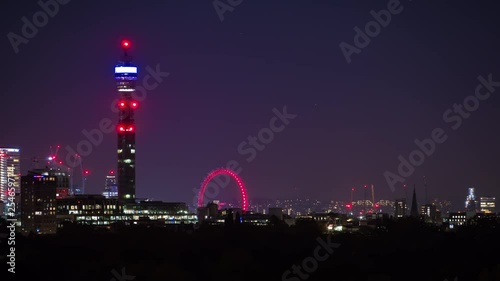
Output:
[115, 41, 138, 203]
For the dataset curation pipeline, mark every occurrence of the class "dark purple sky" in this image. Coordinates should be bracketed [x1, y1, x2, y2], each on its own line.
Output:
[2, 1, 500, 209]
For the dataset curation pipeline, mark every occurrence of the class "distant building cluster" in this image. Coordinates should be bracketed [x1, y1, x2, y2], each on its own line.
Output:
[19, 167, 196, 234]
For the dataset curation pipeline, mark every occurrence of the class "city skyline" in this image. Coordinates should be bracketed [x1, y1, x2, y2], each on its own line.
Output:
[2, 1, 500, 211]
[3, 2, 500, 280]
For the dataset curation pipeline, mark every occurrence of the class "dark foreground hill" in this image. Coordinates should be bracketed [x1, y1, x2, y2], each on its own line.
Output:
[5, 220, 500, 281]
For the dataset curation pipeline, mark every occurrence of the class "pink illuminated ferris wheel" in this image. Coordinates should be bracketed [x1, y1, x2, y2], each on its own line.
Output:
[197, 168, 248, 212]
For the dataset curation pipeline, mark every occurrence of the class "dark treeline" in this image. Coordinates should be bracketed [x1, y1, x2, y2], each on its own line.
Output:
[6, 219, 500, 281]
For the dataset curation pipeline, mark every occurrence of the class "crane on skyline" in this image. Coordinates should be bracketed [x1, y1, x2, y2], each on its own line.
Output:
[371, 184, 375, 209]
[423, 176, 428, 205]
[46, 144, 89, 195]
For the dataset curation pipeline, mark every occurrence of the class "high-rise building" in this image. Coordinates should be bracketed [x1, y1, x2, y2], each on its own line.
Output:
[465, 187, 477, 212]
[0, 148, 21, 218]
[479, 196, 495, 213]
[102, 170, 118, 199]
[115, 39, 138, 203]
[394, 199, 406, 218]
[21, 168, 69, 234]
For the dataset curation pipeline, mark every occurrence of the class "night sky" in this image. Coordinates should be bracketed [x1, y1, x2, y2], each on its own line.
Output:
[2, 1, 500, 209]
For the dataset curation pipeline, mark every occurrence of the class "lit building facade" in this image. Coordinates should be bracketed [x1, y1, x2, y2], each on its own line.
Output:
[420, 204, 437, 223]
[57, 195, 124, 227]
[102, 171, 118, 199]
[0, 148, 21, 215]
[21, 168, 69, 234]
[448, 212, 467, 228]
[480, 197, 495, 213]
[465, 187, 477, 212]
[56, 198, 195, 228]
[116, 40, 138, 203]
[394, 199, 407, 218]
[123, 201, 196, 224]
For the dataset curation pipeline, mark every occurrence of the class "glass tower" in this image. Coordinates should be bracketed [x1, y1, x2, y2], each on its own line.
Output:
[0, 148, 21, 205]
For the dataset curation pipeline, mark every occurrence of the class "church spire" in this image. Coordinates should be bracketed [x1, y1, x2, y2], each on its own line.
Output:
[410, 184, 419, 218]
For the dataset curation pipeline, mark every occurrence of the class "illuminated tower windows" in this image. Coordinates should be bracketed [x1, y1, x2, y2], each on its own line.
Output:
[115, 40, 138, 203]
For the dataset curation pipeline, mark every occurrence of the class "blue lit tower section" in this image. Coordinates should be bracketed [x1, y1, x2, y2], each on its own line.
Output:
[465, 187, 477, 212]
[115, 40, 138, 203]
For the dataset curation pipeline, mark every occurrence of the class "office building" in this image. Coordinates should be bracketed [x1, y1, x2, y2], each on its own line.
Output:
[0, 148, 21, 215]
[394, 199, 406, 218]
[480, 196, 495, 213]
[448, 212, 467, 228]
[123, 201, 195, 224]
[102, 170, 118, 199]
[21, 168, 69, 234]
[57, 195, 124, 227]
[420, 204, 437, 223]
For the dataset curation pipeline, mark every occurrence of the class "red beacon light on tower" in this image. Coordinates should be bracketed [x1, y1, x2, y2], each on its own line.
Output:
[118, 101, 127, 108]
[117, 125, 135, 132]
[121, 40, 131, 49]
[130, 101, 138, 109]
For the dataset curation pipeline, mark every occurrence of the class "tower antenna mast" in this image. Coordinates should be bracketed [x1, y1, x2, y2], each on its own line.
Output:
[423, 176, 428, 205]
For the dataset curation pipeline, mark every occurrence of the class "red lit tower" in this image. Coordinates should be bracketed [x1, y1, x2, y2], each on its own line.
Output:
[115, 40, 138, 203]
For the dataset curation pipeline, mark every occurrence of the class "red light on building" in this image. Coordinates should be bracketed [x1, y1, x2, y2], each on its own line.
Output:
[130, 101, 138, 108]
[84, 170, 89, 175]
[375, 204, 380, 208]
[122, 40, 131, 49]
[346, 204, 352, 208]
[118, 101, 126, 108]
[56, 188, 69, 199]
[127, 126, 134, 132]
[118, 126, 125, 132]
